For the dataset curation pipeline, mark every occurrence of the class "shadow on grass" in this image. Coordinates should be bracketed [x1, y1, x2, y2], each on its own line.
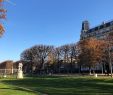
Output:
[1, 76, 113, 95]
[0, 87, 36, 93]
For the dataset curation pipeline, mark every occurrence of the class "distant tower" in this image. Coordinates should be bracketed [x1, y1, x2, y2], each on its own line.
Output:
[81, 20, 90, 32]
[80, 20, 90, 40]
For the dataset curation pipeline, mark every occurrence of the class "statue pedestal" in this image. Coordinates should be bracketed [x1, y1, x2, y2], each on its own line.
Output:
[17, 63, 23, 79]
[94, 74, 97, 78]
[17, 70, 23, 79]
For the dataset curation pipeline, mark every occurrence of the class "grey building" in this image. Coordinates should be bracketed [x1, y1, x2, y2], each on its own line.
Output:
[80, 20, 113, 40]
[80, 20, 113, 73]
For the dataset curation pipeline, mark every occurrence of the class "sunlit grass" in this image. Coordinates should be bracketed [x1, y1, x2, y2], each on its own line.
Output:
[0, 76, 113, 95]
[0, 79, 40, 95]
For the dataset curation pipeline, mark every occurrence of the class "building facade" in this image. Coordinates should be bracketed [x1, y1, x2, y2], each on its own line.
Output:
[80, 20, 113, 73]
[80, 20, 113, 40]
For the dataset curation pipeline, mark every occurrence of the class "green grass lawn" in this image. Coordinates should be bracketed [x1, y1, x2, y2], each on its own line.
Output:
[0, 76, 113, 95]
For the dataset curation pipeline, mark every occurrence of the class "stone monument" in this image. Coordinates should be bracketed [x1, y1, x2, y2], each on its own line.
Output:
[17, 63, 23, 79]
[94, 73, 97, 78]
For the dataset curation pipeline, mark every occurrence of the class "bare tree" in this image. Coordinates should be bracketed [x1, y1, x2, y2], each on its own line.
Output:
[59, 44, 71, 73]
[21, 48, 35, 73]
[69, 43, 80, 73]
[21, 45, 54, 74]
[52, 47, 62, 73]
[105, 32, 113, 77]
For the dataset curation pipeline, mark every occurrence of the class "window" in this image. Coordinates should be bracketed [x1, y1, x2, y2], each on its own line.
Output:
[106, 22, 110, 27]
[95, 27, 98, 31]
[110, 21, 113, 25]
[99, 25, 104, 29]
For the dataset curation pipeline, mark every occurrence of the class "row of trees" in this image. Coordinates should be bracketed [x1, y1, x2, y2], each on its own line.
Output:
[21, 43, 80, 74]
[20, 33, 113, 76]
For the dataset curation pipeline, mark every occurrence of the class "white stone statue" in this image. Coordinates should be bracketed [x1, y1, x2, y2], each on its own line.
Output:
[17, 63, 23, 79]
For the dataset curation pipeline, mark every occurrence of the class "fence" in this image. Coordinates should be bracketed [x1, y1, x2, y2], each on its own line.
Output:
[0, 69, 18, 78]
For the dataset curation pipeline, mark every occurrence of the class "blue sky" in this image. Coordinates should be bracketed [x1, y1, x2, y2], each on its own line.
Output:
[0, 0, 113, 62]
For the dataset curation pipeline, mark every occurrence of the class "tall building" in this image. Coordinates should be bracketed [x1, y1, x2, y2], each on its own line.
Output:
[80, 20, 113, 40]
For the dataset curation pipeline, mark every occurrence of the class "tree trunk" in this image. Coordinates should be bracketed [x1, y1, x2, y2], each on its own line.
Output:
[70, 57, 73, 73]
[79, 65, 81, 74]
[110, 64, 112, 77]
[101, 64, 103, 74]
[89, 66, 91, 75]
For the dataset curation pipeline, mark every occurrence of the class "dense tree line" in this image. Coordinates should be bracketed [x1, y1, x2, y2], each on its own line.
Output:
[20, 33, 113, 76]
[21, 44, 80, 74]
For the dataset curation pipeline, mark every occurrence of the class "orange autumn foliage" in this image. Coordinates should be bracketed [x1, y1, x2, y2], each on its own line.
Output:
[0, 8, 6, 12]
[0, 13, 6, 19]
[0, 0, 6, 36]
[0, 0, 3, 2]
[79, 38, 106, 67]
[0, 24, 4, 34]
